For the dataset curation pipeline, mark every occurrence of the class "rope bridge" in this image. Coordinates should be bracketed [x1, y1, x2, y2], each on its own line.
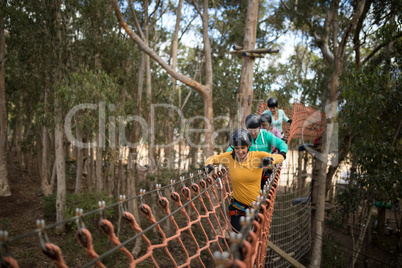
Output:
[0, 103, 324, 267]
[0, 166, 282, 267]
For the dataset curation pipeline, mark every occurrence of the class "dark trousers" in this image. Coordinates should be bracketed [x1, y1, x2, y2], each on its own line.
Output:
[230, 214, 242, 233]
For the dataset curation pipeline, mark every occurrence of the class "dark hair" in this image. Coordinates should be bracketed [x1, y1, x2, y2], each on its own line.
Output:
[260, 113, 272, 124]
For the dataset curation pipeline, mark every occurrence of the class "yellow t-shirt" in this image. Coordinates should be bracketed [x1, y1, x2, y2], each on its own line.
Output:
[206, 151, 284, 206]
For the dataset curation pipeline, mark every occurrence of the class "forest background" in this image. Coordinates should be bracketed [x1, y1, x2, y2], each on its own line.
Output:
[0, 0, 401, 267]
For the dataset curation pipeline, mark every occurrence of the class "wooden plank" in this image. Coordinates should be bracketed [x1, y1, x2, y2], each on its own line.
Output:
[242, 48, 280, 53]
[267, 241, 306, 268]
[242, 52, 265, 58]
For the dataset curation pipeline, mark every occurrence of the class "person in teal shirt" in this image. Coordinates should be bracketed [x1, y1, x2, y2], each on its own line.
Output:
[226, 113, 288, 158]
[261, 97, 292, 134]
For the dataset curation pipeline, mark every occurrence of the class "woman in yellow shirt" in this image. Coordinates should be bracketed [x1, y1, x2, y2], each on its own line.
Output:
[205, 129, 284, 232]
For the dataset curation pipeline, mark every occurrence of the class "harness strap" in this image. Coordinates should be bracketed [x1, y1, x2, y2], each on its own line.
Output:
[230, 198, 251, 213]
[229, 210, 245, 216]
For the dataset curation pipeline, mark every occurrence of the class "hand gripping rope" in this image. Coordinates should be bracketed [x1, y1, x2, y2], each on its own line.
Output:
[75, 208, 106, 268]
[0, 230, 19, 268]
[119, 195, 159, 267]
[98, 201, 135, 267]
[36, 219, 68, 268]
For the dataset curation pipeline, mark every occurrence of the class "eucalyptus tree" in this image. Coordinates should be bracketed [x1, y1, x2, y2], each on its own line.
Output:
[0, 0, 10, 196]
[340, 64, 401, 266]
[109, 0, 215, 157]
[272, 0, 402, 265]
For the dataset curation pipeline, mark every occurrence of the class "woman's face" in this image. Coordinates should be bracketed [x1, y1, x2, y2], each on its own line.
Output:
[269, 107, 277, 114]
[261, 122, 270, 130]
[233, 145, 249, 161]
[247, 127, 260, 139]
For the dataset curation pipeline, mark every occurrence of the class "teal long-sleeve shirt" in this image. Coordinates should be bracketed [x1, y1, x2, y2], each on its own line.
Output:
[226, 129, 288, 153]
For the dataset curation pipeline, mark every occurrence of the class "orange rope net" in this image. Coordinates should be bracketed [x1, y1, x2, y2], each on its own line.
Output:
[258, 102, 326, 142]
[0, 103, 321, 267]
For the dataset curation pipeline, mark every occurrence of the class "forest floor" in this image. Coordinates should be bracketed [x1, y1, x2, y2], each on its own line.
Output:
[0, 155, 401, 267]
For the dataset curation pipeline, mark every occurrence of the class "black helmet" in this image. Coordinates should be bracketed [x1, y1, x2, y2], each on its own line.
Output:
[267, 97, 278, 108]
[260, 113, 272, 124]
[230, 129, 252, 147]
[245, 113, 261, 129]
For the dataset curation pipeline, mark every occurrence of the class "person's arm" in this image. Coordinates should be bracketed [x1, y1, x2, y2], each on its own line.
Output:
[205, 152, 232, 166]
[257, 151, 285, 165]
[272, 127, 283, 139]
[271, 153, 284, 164]
[280, 109, 290, 123]
[264, 131, 288, 154]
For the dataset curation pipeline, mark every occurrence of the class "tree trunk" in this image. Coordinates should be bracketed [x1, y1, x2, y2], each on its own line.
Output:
[107, 126, 117, 195]
[377, 207, 386, 237]
[96, 132, 103, 191]
[309, 1, 366, 265]
[325, 132, 352, 196]
[238, 0, 259, 126]
[41, 126, 53, 196]
[352, 203, 373, 267]
[144, 10, 155, 171]
[41, 84, 53, 196]
[13, 96, 23, 167]
[128, 152, 142, 256]
[166, 0, 184, 166]
[0, 5, 10, 196]
[75, 130, 83, 194]
[310, 71, 339, 268]
[54, 109, 66, 230]
[297, 142, 303, 190]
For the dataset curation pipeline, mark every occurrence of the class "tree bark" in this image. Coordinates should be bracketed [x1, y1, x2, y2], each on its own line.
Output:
[352, 203, 373, 267]
[325, 132, 353, 197]
[309, 1, 366, 266]
[144, 0, 155, 171]
[75, 130, 83, 194]
[54, 108, 66, 230]
[166, 0, 184, 166]
[238, 0, 259, 126]
[96, 132, 103, 191]
[0, 4, 11, 196]
[53, 0, 66, 231]
[41, 83, 53, 196]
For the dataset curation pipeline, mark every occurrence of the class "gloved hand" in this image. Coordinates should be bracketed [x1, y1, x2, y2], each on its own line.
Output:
[259, 157, 274, 168]
[204, 164, 214, 174]
[287, 119, 292, 124]
[279, 151, 287, 160]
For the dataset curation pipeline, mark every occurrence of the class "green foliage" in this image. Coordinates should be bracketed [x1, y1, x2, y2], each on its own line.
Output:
[55, 69, 122, 140]
[42, 192, 116, 230]
[335, 186, 362, 218]
[0, 218, 11, 230]
[340, 66, 401, 203]
[321, 234, 348, 268]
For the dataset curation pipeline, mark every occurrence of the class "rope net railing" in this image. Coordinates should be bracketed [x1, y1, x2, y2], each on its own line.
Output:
[0, 163, 284, 267]
[1, 102, 322, 267]
[256, 101, 323, 267]
[265, 183, 312, 268]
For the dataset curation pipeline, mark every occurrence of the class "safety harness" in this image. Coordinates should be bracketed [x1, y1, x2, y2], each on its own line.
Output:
[228, 198, 251, 216]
